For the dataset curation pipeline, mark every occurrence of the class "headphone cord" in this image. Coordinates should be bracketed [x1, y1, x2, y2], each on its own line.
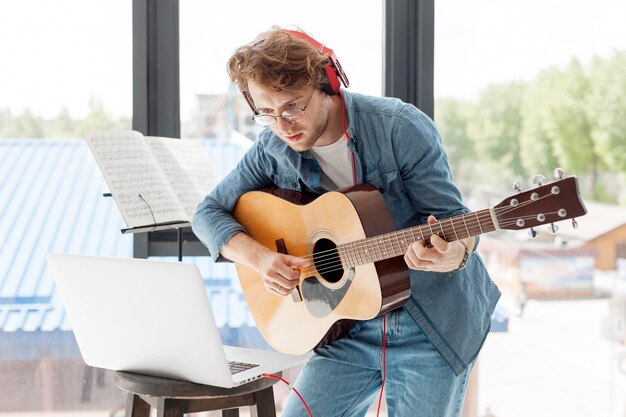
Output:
[263, 373, 314, 417]
[376, 314, 388, 417]
[264, 314, 387, 417]
[337, 90, 357, 185]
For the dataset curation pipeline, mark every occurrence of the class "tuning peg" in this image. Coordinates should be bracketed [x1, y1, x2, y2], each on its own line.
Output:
[549, 223, 559, 234]
[513, 181, 523, 192]
[553, 167, 565, 179]
[528, 228, 537, 239]
[571, 218, 578, 229]
[532, 174, 546, 186]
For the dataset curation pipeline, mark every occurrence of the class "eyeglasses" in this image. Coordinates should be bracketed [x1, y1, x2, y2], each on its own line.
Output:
[252, 92, 315, 127]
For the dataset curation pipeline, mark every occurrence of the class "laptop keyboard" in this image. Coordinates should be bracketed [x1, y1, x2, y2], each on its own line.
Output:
[228, 360, 260, 375]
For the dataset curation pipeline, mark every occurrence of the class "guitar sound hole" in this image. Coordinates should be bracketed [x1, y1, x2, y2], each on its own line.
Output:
[312, 238, 343, 284]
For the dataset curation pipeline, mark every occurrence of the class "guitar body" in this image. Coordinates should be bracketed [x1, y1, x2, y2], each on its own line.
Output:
[232, 185, 411, 355]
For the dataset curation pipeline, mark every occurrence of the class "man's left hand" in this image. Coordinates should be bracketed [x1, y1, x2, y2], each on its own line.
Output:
[404, 215, 469, 273]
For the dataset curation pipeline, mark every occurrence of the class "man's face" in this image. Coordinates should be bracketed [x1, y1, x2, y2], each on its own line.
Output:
[247, 80, 329, 152]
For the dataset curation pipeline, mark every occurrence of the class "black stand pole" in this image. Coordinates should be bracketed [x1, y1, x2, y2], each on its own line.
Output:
[177, 228, 183, 262]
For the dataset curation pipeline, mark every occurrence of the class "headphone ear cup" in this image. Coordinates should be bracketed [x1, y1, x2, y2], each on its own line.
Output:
[323, 64, 341, 95]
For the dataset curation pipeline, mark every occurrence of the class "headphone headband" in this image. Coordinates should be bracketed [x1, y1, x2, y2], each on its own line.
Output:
[241, 30, 349, 113]
[253, 30, 349, 93]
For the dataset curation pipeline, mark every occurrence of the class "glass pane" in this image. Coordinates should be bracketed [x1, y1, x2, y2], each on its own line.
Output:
[180, 0, 383, 139]
[435, 2, 626, 417]
[0, 0, 132, 414]
[0, 1, 132, 139]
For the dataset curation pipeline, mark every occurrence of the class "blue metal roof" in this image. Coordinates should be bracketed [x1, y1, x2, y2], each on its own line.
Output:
[0, 138, 254, 337]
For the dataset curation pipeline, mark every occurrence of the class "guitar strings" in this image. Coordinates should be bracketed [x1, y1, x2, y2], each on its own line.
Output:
[299, 211, 501, 276]
[298, 209, 493, 266]
[298, 202, 550, 277]
[302, 209, 564, 277]
[301, 220, 551, 278]
[296, 191, 561, 277]
[302, 189, 554, 265]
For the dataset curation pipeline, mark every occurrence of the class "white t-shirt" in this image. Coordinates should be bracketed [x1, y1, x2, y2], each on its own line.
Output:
[309, 134, 354, 191]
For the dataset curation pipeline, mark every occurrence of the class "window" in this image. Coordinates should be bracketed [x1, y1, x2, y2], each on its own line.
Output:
[435, 2, 626, 416]
[0, 1, 132, 414]
[180, 0, 383, 139]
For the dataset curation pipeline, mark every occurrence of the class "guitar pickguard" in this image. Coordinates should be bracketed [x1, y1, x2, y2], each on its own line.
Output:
[301, 268, 355, 318]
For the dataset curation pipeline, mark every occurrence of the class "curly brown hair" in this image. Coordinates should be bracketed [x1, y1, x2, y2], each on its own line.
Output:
[227, 29, 329, 95]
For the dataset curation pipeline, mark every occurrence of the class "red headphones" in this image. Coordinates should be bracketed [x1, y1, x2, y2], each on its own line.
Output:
[241, 30, 350, 112]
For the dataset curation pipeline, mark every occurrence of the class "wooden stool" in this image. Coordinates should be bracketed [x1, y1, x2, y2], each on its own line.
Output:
[114, 371, 280, 417]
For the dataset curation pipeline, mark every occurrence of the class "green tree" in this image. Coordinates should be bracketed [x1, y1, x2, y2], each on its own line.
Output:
[2, 109, 44, 138]
[586, 52, 626, 174]
[49, 107, 77, 138]
[519, 69, 561, 178]
[75, 98, 115, 134]
[75, 97, 130, 135]
[533, 59, 600, 197]
[549, 60, 597, 176]
[435, 97, 477, 184]
[466, 82, 527, 189]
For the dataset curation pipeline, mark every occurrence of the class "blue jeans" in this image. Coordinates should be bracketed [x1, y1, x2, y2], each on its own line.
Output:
[281, 307, 474, 417]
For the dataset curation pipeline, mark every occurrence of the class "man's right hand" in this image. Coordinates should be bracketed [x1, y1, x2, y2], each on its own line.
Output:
[220, 232, 312, 296]
[257, 252, 312, 296]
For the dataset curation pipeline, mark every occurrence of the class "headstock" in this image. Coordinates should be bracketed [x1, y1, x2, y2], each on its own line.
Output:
[493, 172, 587, 232]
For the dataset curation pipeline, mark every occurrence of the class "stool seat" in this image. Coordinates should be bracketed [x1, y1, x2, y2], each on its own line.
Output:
[114, 371, 280, 417]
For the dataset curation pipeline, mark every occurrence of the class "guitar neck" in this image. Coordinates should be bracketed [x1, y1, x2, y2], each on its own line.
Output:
[338, 208, 498, 268]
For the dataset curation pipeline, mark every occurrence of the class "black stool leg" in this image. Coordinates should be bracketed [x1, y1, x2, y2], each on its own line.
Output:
[125, 393, 150, 417]
[223, 408, 240, 417]
[252, 387, 277, 417]
[157, 398, 185, 417]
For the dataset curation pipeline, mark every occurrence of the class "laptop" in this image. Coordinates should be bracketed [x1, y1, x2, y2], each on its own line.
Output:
[47, 253, 309, 388]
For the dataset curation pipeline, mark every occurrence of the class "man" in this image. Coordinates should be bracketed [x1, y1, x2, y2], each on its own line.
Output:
[192, 28, 500, 417]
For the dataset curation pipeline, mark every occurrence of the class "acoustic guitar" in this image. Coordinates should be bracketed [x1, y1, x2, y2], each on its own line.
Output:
[232, 175, 587, 354]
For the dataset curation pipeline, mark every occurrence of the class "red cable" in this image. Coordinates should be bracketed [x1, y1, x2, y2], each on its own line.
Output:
[263, 373, 313, 417]
[265, 314, 387, 417]
[338, 90, 358, 186]
[376, 314, 387, 417]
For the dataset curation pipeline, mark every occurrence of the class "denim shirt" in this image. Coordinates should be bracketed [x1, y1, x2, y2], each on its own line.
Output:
[192, 89, 501, 375]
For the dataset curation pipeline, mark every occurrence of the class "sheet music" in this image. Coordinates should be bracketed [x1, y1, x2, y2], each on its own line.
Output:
[84, 131, 188, 228]
[145, 136, 218, 218]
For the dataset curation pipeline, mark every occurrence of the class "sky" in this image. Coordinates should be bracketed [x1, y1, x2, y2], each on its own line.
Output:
[1, 0, 625, 119]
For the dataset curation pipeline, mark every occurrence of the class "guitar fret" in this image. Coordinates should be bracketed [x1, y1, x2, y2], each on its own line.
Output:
[438, 222, 446, 240]
[394, 232, 404, 257]
[384, 237, 391, 259]
[460, 215, 470, 240]
[360, 240, 371, 263]
[449, 219, 459, 241]
[475, 211, 484, 234]
[341, 245, 353, 269]
[345, 244, 351, 267]
[349, 243, 357, 267]
[400, 230, 409, 254]
[342, 208, 497, 268]
[372, 240, 379, 262]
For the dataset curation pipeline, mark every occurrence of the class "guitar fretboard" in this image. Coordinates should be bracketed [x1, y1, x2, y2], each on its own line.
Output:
[338, 209, 497, 268]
